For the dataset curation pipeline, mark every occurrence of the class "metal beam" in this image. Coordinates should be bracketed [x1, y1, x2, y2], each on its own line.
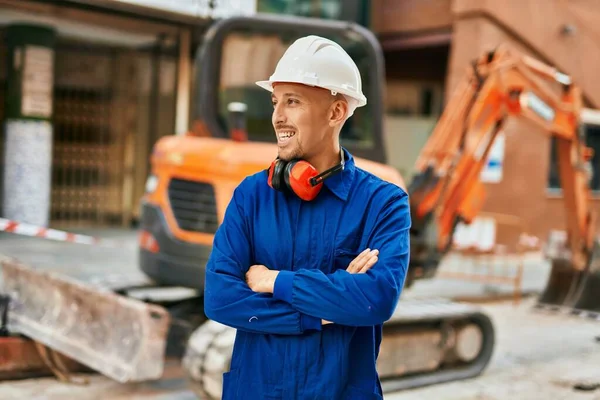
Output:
[175, 28, 191, 135]
[0, 0, 182, 38]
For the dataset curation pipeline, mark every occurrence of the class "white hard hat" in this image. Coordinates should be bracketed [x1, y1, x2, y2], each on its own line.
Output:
[256, 35, 367, 116]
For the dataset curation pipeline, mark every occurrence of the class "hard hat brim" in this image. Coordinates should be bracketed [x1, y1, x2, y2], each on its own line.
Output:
[255, 80, 274, 92]
[255, 80, 367, 107]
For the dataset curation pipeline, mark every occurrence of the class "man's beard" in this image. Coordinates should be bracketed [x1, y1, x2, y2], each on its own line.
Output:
[278, 143, 303, 161]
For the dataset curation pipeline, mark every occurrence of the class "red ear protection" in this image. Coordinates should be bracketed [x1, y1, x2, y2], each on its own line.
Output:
[267, 152, 345, 201]
[268, 159, 322, 201]
[285, 160, 323, 201]
[267, 159, 287, 192]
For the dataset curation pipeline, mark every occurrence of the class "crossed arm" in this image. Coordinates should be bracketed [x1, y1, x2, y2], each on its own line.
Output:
[203, 185, 411, 334]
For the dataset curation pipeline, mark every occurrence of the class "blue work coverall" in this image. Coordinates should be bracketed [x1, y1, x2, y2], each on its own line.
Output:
[204, 148, 411, 399]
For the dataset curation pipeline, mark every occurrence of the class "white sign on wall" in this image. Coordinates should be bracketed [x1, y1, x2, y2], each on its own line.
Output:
[480, 131, 505, 183]
[113, 0, 256, 18]
[21, 46, 54, 119]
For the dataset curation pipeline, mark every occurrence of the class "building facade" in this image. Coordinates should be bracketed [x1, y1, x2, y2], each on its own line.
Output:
[0, 0, 216, 227]
[2, 0, 599, 251]
[372, 0, 600, 249]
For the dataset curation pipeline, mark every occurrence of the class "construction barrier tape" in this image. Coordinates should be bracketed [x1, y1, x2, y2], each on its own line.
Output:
[0, 217, 120, 248]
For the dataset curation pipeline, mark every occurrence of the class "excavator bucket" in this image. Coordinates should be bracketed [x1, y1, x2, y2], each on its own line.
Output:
[568, 240, 600, 313]
[536, 233, 600, 318]
[536, 258, 585, 308]
[0, 258, 171, 382]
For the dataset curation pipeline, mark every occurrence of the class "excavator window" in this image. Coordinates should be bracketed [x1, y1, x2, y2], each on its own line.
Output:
[217, 28, 374, 148]
[548, 122, 600, 191]
[194, 16, 387, 164]
[587, 125, 600, 190]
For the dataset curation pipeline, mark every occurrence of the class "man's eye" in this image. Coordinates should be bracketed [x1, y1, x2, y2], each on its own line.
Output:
[287, 98, 299, 105]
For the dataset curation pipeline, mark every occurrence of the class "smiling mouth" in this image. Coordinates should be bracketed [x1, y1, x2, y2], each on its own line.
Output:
[277, 131, 296, 146]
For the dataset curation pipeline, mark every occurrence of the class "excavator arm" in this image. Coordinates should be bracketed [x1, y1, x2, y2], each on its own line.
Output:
[409, 45, 595, 270]
[408, 45, 600, 314]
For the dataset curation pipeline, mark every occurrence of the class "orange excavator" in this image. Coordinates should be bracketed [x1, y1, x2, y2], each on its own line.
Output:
[2, 13, 599, 400]
[407, 44, 600, 315]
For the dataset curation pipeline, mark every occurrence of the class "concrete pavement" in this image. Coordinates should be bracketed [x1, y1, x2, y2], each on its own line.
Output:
[0, 229, 148, 289]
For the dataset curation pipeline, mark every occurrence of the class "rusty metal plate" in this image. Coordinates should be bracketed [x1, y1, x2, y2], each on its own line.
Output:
[0, 336, 48, 378]
[0, 258, 170, 382]
[0, 336, 87, 380]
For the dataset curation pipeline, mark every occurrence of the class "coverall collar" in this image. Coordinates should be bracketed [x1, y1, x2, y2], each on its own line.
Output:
[323, 147, 354, 202]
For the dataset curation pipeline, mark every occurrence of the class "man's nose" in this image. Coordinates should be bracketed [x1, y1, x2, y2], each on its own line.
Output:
[273, 103, 286, 124]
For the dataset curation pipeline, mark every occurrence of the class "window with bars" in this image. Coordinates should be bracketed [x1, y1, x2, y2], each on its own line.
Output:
[548, 124, 600, 192]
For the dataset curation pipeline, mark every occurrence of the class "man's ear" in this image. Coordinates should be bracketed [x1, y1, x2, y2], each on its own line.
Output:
[329, 99, 349, 127]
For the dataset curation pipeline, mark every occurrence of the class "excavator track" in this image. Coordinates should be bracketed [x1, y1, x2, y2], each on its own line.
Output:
[379, 298, 495, 392]
[182, 299, 495, 399]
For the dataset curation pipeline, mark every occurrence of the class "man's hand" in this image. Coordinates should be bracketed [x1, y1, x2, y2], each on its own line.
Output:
[346, 248, 379, 274]
[246, 265, 279, 293]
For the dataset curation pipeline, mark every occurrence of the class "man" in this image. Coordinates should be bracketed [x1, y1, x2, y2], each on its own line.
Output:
[204, 35, 411, 399]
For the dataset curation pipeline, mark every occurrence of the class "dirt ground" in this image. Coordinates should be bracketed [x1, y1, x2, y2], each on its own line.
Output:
[0, 230, 599, 399]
